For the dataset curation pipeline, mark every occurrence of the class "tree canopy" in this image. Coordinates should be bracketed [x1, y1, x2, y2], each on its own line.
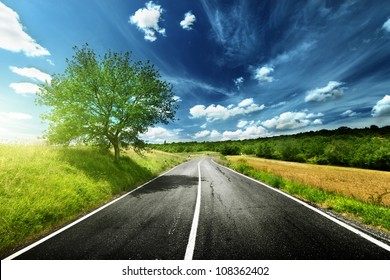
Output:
[37, 44, 178, 162]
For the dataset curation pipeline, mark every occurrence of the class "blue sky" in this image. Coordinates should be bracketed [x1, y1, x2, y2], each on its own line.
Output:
[1, 0, 390, 143]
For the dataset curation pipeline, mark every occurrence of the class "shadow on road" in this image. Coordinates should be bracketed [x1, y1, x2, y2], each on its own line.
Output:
[129, 175, 198, 197]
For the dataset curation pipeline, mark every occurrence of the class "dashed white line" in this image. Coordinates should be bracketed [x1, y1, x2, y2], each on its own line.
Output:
[184, 159, 203, 260]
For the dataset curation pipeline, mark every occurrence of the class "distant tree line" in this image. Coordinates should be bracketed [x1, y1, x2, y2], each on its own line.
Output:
[149, 126, 390, 171]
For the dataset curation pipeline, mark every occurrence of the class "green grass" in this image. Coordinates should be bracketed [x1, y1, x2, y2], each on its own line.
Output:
[0, 145, 185, 257]
[227, 160, 390, 232]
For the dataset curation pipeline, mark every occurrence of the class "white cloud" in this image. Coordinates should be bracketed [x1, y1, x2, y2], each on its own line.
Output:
[0, 112, 32, 120]
[129, 1, 166, 42]
[189, 99, 265, 122]
[238, 98, 254, 107]
[254, 66, 274, 83]
[237, 120, 248, 128]
[383, 18, 390, 32]
[140, 126, 178, 143]
[210, 130, 222, 139]
[200, 0, 258, 61]
[312, 119, 323, 125]
[193, 129, 221, 140]
[306, 112, 325, 118]
[372, 95, 390, 117]
[46, 59, 55, 66]
[180, 11, 196, 30]
[233, 77, 244, 90]
[193, 125, 268, 141]
[9, 82, 40, 94]
[173, 95, 182, 102]
[270, 101, 287, 108]
[341, 109, 358, 117]
[222, 125, 268, 141]
[194, 130, 211, 139]
[270, 40, 317, 66]
[166, 76, 232, 97]
[10, 66, 51, 83]
[262, 111, 323, 130]
[305, 81, 345, 102]
[0, 2, 50, 56]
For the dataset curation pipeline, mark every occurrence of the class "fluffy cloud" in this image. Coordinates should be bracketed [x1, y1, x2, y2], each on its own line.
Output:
[305, 81, 345, 102]
[129, 1, 166, 42]
[193, 126, 267, 141]
[262, 111, 323, 130]
[193, 130, 222, 140]
[312, 119, 323, 125]
[193, 110, 323, 141]
[194, 130, 211, 138]
[233, 76, 244, 90]
[0, 3, 50, 56]
[383, 18, 390, 32]
[140, 126, 178, 143]
[189, 98, 265, 122]
[237, 120, 250, 128]
[180, 11, 196, 30]
[9, 66, 51, 83]
[372, 95, 390, 117]
[254, 66, 274, 83]
[238, 98, 254, 107]
[341, 109, 358, 117]
[9, 82, 40, 94]
[222, 125, 268, 140]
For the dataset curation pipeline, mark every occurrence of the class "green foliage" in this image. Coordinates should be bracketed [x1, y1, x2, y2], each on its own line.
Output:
[37, 44, 177, 162]
[150, 126, 390, 171]
[218, 143, 241, 155]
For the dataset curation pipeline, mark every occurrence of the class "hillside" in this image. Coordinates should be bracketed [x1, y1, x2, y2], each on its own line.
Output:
[0, 145, 184, 257]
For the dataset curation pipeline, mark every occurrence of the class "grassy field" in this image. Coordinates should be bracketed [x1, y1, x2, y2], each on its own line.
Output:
[0, 145, 185, 257]
[227, 156, 390, 232]
[228, 156, 390, 206]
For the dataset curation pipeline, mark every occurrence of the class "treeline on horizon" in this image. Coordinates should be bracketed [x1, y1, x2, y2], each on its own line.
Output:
[149, 125, 390, 171]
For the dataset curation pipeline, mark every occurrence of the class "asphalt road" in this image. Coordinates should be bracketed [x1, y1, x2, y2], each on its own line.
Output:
[8, 158, 390, 260]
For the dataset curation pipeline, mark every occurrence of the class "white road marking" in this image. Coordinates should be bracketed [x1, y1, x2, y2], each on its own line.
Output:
[212, 159, 390, 253]
[184, 159, 203, 260]
[4, 160, 190, 260]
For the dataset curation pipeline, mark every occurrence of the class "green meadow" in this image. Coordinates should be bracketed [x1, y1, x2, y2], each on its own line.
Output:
[0, 145, 184, 257]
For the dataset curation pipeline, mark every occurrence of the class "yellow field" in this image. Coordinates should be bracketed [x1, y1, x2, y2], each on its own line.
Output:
[228, 156, 390, 207]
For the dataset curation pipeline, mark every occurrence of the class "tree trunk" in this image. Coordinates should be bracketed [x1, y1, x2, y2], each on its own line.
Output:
[113, 142, 120, 163]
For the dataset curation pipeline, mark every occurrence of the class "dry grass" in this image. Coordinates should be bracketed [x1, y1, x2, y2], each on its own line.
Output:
[228, 156, 390, 207]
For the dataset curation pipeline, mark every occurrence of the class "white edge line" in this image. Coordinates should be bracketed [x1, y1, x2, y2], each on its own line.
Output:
[184, 160, 203, 260]
[4, 160, 189, 260]
[211, 159, 390, 253]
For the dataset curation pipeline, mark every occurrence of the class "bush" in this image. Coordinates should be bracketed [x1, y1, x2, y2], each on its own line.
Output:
[219, 144, 240, 155]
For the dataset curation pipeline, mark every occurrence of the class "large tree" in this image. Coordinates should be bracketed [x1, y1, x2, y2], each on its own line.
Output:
[37, 44, 177, 162]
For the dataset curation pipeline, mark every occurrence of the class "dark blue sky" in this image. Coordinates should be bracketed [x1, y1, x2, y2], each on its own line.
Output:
[1, 0, 390, 143]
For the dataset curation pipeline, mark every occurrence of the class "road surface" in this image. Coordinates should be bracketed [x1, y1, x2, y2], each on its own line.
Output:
[7, 158, 390, 260]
